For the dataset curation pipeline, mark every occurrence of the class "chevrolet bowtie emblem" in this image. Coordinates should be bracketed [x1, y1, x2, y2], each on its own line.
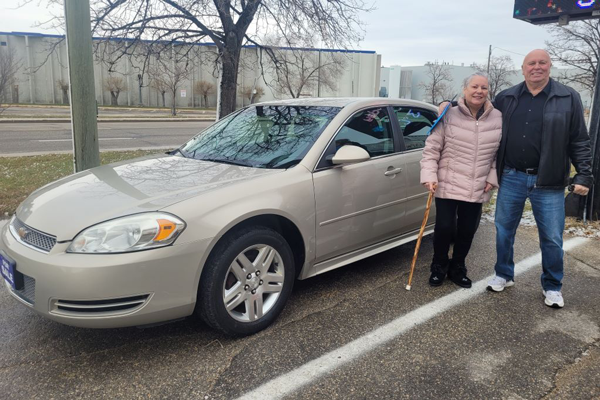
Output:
[17, 227, 29, 239]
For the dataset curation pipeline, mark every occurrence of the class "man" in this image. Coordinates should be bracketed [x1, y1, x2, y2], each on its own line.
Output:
[441, 49, 593, 308]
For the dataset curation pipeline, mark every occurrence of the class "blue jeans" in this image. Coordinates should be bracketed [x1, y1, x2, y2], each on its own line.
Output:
[494, 167, 565, 291]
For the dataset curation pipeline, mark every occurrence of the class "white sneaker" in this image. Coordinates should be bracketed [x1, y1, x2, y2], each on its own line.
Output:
[543, 290, 564, 308]
[487, 275, 515, 292]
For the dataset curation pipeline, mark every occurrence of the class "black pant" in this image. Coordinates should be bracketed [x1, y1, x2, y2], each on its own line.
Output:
[432, 197, 482, 271]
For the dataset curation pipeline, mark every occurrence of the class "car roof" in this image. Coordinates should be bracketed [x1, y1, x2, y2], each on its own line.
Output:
[254, 97, 437, 110]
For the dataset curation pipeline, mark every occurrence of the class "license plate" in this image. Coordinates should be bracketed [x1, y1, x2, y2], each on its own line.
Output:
[0, 251, 17, 290]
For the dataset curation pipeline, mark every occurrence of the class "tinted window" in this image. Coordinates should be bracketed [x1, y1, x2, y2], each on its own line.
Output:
[317, 107, 394, 169]
[179, 105, 340, 169]
[393, 107, 437, 150]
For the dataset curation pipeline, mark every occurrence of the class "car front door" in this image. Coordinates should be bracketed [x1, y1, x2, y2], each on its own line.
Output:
[312, 106, 408, 264]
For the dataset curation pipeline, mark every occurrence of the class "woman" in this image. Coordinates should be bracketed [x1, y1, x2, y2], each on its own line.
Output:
[421, 72, 502, 288]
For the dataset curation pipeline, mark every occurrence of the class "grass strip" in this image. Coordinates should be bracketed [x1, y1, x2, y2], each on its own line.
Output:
[0, 150, 161, 217]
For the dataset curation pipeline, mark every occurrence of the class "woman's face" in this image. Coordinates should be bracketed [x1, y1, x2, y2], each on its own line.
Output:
[463, 76, 489, 109]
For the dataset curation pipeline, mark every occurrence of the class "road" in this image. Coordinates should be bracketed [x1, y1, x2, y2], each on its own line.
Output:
[0, 121, 212, 154]
[0, 219, 599, 399]
[1, 106, 215, 117]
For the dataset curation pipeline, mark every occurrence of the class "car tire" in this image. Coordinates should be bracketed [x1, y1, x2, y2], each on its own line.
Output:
[197, 226, 295, 336]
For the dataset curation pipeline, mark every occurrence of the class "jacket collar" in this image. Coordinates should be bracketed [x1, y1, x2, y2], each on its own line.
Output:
[457, 97, 494, 120]
[504, 78, 570, 99]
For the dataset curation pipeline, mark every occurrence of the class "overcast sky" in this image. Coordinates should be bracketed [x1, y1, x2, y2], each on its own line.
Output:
[2, 0, 554, 68]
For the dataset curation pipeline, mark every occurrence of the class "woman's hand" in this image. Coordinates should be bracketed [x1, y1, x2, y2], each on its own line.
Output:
[438, 101, 450, 115]
[484, 182, 493, 193]
[423, 182, 437, 193]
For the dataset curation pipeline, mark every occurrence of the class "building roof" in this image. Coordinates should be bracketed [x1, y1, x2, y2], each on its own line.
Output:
[0, 31, 376, 54]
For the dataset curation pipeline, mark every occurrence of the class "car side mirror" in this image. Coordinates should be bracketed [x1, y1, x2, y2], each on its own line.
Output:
[331, 145, 370, 165]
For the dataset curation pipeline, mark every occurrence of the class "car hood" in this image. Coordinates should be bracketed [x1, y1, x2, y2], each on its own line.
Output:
[16, 154, 280, 241]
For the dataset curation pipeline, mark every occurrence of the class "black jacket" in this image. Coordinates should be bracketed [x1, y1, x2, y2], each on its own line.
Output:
[494, 79, 593, 189]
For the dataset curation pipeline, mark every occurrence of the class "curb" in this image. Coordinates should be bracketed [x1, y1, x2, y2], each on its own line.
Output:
[0, 147, 173, 158]
[0, 118, 216, 123]
[3, 104, 217, 113]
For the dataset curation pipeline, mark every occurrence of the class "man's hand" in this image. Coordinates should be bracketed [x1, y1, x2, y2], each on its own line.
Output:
[573, 184, 590, 196]
[423, 182, 437, 193]
[484, 182, 493, 193]
[438, 101, 450, 115]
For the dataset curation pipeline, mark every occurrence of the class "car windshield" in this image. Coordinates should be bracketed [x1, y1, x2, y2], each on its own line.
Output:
[179, 105, 340, 169]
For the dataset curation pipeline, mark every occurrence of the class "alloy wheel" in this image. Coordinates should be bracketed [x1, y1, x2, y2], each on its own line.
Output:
[222, 244, 285, 322]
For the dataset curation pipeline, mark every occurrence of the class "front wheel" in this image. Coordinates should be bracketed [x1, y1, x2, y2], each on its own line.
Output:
[197, 226, 295, 336]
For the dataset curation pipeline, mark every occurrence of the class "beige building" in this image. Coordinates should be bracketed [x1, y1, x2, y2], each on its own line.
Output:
[0, 31, 382, 108]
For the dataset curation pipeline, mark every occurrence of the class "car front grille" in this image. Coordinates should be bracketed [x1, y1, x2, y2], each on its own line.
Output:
[51, 294, 150, 316]
[10, 218, 56, 253]
[10, 274, 35, 305]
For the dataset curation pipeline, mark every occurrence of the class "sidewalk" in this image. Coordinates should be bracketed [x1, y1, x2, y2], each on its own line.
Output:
[0, 104, 217, 123]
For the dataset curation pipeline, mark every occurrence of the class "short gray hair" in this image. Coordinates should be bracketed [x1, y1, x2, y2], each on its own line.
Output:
[463, 72, 489, 89]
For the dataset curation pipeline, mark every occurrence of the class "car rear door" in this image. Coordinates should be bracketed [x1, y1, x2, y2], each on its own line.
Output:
[391, 105, 438, 232]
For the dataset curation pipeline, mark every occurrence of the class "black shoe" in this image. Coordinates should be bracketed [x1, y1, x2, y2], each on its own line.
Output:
[448, 264, 472, 288]
[429, 263, 447, 287]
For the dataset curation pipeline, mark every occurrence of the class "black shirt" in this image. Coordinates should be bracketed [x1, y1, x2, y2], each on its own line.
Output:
[504, 81, 551, 170]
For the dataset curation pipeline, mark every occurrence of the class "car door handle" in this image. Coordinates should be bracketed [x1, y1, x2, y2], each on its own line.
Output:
[384, 167, 403, 176]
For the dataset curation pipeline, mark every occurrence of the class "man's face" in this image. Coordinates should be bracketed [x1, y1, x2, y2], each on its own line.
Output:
[522, 51, 551, 86]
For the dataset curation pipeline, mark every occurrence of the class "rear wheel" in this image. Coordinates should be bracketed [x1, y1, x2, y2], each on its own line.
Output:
[197, 226, 295, 336]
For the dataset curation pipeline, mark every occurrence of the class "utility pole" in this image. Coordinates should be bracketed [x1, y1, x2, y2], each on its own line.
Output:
[486, 45, 492, 75]
[64, 0, 100, 172]
[585, 66, 600, 221]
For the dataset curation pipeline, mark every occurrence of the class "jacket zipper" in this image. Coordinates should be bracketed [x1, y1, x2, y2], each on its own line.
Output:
[472, 119, 480, 200]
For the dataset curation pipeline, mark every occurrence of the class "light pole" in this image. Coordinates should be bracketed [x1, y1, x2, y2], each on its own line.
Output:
[486, 44, 492, 75]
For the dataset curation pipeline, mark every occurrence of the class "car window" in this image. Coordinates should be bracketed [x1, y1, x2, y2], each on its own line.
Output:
[392, 107, 437, 151]
[179, 105, 340, 169]
[317, 107, 394, 169]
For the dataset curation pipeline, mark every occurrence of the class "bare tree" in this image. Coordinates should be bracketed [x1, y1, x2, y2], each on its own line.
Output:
[83, 0, 369, 119]
[147, 54, 190, 116]
[419, 62, 454, 105]
[545, 20, 599, 93]
[194, 80, 216, 108]
[475, 55, 515, 100]
[241, 85, 264, 104]
[0, 47, 22, 113]
[103, 76, 127, 106]
[266, 42, 346, 98]
[57, 78, 70, 104]
[150, 76, 168, 108]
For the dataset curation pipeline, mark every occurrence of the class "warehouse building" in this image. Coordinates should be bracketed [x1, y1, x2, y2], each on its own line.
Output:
[0, 31, 381, 109]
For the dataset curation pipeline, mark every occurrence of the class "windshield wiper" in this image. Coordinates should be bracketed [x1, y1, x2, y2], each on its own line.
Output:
[270, 160, 301, 169]
[200, 157, 251, 167]
[169, 148, 188, 158]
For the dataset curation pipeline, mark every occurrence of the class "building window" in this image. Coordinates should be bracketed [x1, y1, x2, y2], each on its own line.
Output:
[0, 42, 7, 46]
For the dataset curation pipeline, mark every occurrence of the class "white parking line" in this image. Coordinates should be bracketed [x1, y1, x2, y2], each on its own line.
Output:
[238, 237, 588, 400]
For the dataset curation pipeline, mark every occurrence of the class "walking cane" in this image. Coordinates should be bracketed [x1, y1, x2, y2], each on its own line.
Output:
[405, 188, 435, 291]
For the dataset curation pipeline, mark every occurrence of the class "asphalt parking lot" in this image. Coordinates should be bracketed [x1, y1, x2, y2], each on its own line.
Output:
[0, 220, 598, 399]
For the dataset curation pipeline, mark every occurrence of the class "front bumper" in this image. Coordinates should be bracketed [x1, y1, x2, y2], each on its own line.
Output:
[0, 222, 212, 328]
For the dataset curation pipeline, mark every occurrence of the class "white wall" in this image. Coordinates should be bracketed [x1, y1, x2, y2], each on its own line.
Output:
[380, 63, 593, 110]
[0, 32, 381, 108]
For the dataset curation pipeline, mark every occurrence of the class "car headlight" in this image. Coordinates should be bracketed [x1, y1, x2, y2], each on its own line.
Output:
[67, 213, 186, 254]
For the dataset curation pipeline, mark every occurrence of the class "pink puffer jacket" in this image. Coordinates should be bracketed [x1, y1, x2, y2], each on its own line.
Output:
[420, 98, 502, 203]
